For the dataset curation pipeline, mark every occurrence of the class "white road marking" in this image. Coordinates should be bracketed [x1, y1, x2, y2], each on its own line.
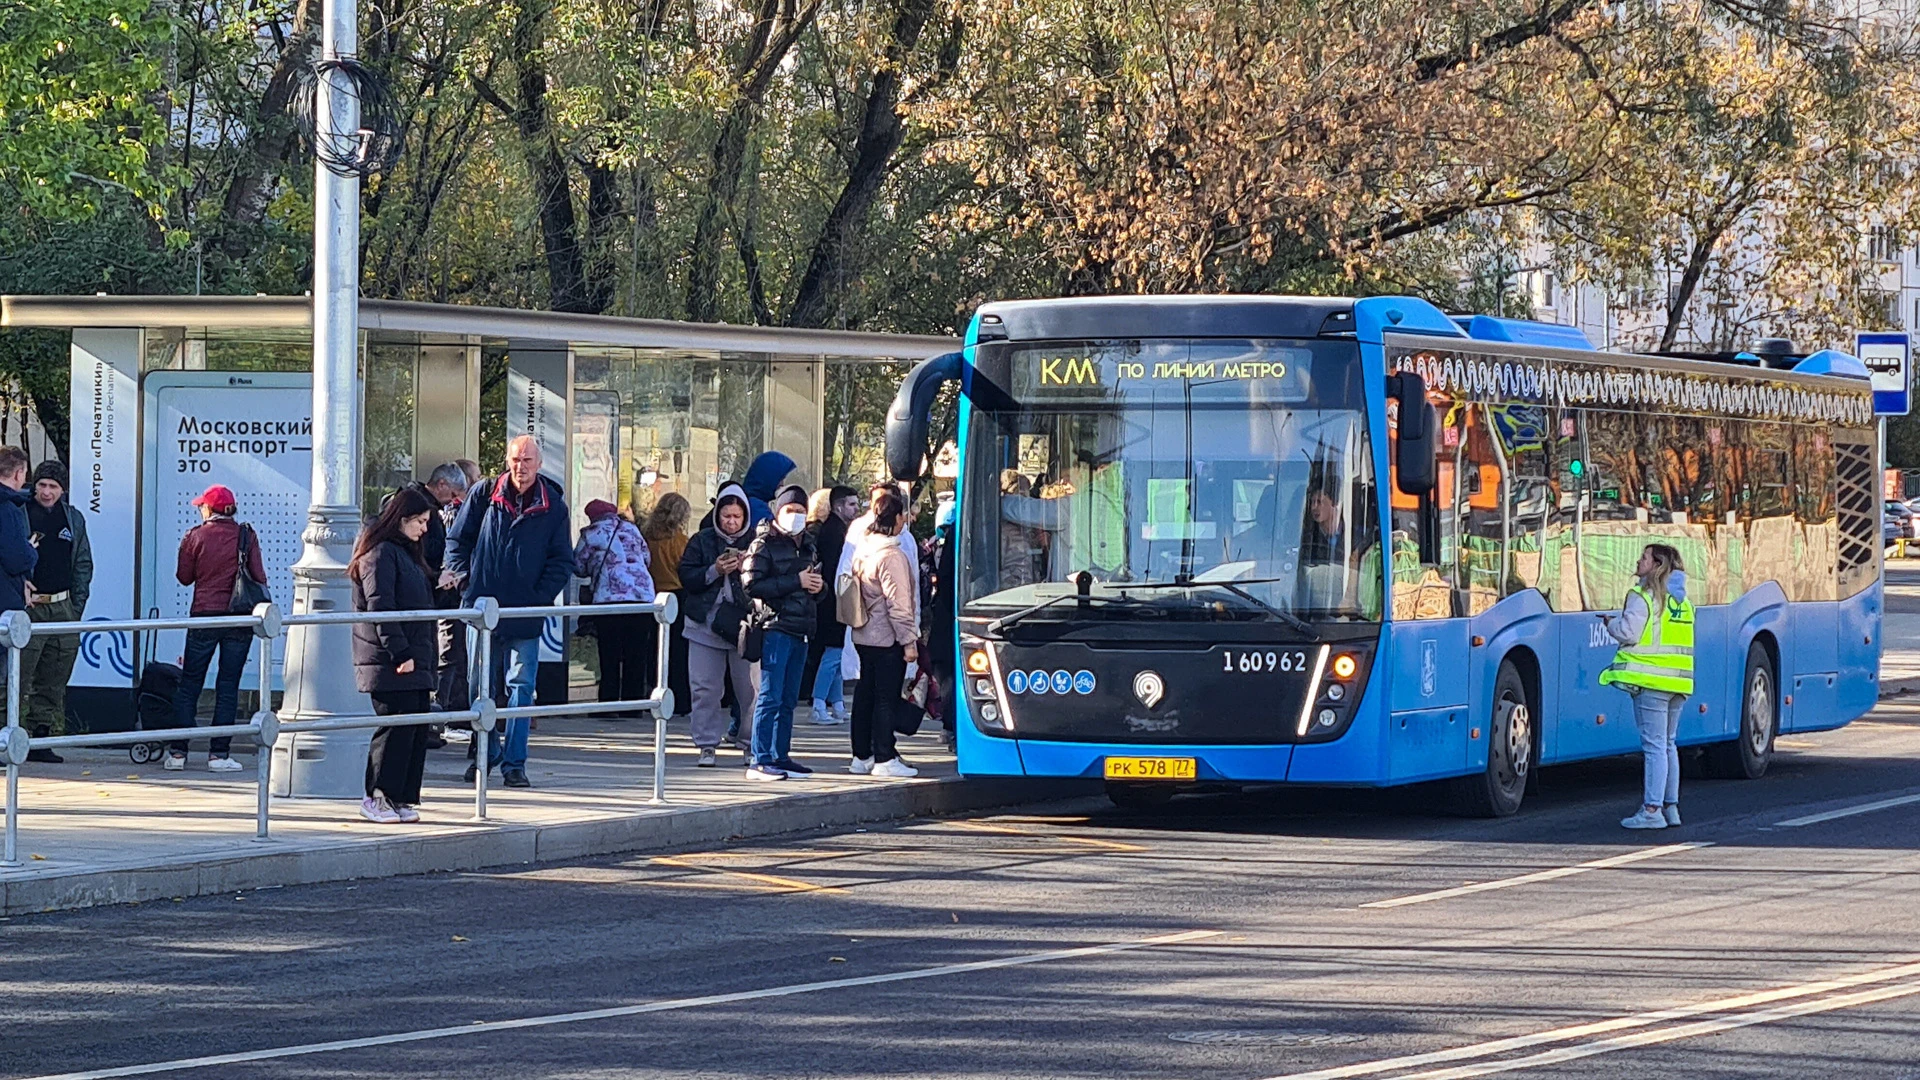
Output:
[1395, 978, 1920, 1079]
[1358, 843, 1712, 909]
[1776, 792, 1920, 827]
[15, 930, 1220, 1080]
[1260, 955, 1920, 1080]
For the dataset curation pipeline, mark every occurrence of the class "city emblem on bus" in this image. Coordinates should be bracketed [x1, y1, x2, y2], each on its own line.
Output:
[1029, 670, 1051, 695]
[1134, 670, 1166, 708]
[1073, 670, 1096, 695]
[1051, 670, 1073, 694]
[1006, 670, 1028, 694]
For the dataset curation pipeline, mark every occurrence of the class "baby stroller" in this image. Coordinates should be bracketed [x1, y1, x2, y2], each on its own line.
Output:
[127, 659, 181, 764]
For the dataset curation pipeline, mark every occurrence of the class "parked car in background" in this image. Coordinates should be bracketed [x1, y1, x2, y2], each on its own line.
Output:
[1886, 500, 1914, 544]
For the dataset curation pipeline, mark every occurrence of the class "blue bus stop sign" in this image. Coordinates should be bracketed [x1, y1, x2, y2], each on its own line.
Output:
[1860, 332, 1911, 415]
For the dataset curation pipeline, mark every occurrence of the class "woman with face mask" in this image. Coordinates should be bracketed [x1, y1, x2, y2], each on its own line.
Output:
[676, 484, 758, 768]
[740, 484, 825, 780]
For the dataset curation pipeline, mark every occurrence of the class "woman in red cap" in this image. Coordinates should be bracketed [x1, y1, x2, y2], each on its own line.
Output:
[168, 484, 269, 772]
[574, 499, 655, 718]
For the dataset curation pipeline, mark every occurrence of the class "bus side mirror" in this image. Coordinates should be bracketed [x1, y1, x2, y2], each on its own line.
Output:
[885, 351, 964, 481]
[1389, 371, 1437, 495]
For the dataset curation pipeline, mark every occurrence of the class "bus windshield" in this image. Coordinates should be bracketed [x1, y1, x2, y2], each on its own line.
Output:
[961, 338, 1379, 624]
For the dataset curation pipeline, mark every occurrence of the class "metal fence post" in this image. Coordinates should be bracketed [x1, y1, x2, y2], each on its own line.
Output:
[471, 600, 496, 822]
[1, 614, 22, 868]
[649, 594, 677, 806]
[249, 603, 281, 842]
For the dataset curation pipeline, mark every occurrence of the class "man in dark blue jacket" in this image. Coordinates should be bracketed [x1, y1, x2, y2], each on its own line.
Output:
[0, 447, 37, 622]
[444, 435, 573, 788]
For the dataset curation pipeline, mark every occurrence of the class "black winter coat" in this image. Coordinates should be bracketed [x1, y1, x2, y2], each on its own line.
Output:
[810, 514, 848, 640]
[351, 540, 438, 694]
[677, 526, 751, 629]
[742, 523, 819, 639]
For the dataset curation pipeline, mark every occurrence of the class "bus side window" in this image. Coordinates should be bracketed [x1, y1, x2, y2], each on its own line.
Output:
[1386, 377, 1458, 621]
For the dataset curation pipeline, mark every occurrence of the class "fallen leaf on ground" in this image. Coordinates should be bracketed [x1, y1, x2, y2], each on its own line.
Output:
[451, 935, 469, 942]
[30, 853, 45, 861]
[829, 957, 846, 962]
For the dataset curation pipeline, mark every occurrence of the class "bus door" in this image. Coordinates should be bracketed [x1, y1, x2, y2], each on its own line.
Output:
[1384, 398, 1470, 781]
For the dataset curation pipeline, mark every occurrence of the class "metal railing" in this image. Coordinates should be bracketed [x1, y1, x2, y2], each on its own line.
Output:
[0, 592, 677, 868]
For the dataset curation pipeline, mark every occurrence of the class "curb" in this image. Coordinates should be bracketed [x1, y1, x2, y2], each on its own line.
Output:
[0, 776, 1097, 917]
[1880, 677, 1920, 700]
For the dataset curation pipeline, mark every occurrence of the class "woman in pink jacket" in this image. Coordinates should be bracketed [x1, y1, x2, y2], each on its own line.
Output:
[575, 499, 655, 718]
[847, 486, 919, 777]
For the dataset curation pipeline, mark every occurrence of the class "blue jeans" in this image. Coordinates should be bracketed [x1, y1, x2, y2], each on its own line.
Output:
[1633, 690, 1684, 807]
[169, 626, 254, 756]
[813, 646, 844, 707]
[751, 630, 807, 767]
[482, 635, 539, 773]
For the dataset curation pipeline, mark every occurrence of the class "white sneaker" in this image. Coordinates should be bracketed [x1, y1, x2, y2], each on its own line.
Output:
[162, 752, 186, 771]
[1621, 807, 1667, 830]
[1663, 804, 1682, 826]
[833, 702, 850, 723]
[809, 703, 835, 725]
[849, 757, 874, 775]
[871, 758, 918, 778]
[394, 804, 421, 824]
[361, 796, 401, 824]
[207, 756, 244, 772]
[744, 765, 787, 782]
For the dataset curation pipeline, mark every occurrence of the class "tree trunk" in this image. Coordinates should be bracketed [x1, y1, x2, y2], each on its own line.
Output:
[685, 103, 756, 323]
[785, 0, 943, 329]
[1659, 216, 1737, 352]
[218, 0, 316, 258]
[506, 1, 597, 314]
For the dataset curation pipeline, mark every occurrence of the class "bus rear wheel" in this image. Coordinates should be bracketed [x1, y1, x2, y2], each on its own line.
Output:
[1703, 643, 1775, 779]
[1105, 781, 1177, 811]
[1450, 659, 1532, 818]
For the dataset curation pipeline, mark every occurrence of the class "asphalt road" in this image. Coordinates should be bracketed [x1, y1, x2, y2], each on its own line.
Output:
[5, 704, 1920, 1079]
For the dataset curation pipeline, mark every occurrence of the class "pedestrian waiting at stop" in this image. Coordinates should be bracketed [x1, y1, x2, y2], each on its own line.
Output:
[575, 498, 654, 718]
[845, 485, 919, 777]
[742, 484, 824, 780]
[801, 485, 858, 725]
[350, 487, 440, 824]
[20, 460, 92, 763]
[445, 435, 574, 789]
[0, 448, 36, 741]
[167, 484, 268, 772]
[643, 492, 693, 720]
[1600, 543, 1694, 830]
[679, 483, 757, 768]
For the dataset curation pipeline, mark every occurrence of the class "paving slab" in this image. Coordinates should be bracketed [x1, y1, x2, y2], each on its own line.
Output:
[0, 711, 1082, 915]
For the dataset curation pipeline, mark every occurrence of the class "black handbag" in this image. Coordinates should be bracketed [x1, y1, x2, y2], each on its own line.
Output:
[736, 602, 770, 663]
[228, 525, 271, 614]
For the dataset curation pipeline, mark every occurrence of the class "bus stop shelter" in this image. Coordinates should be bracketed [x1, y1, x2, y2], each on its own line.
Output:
[0, 294, 954, 722]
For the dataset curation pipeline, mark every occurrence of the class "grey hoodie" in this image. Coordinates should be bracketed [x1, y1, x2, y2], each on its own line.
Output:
[1605, 570, 1688, 647]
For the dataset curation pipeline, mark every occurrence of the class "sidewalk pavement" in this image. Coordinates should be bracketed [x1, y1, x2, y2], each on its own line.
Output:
[0, 711, 1075, 917]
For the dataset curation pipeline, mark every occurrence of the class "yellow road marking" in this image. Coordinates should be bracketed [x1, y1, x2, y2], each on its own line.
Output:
[649, 855, 845, 893]
[942, 819, 1147, 852]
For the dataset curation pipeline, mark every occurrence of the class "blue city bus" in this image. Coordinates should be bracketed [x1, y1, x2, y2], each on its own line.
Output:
[886, 295, 1882, 814]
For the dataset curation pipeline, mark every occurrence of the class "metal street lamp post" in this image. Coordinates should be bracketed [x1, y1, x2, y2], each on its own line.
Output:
[273, 0, 371, 797]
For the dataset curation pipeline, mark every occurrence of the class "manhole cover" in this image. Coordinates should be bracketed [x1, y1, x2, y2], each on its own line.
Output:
[1168, 1029, 1367, 1047]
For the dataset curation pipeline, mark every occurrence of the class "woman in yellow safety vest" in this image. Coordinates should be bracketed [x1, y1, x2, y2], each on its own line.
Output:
[1598, 543, 1694, 831]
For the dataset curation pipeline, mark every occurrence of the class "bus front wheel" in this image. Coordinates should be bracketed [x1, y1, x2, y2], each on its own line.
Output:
[1703, 643, 1775, 780]
[1450, 659, 1533, 818]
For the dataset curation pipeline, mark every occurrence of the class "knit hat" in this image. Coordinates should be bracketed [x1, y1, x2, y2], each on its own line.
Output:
[31, 460, 67, 490]
[772, 483, 808, 511]
[584, 498, 619, 521]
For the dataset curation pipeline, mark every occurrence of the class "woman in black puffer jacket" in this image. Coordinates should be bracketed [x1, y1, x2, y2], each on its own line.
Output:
[351, 486, 439, 824]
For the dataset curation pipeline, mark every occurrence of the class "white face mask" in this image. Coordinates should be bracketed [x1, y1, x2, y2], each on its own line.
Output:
[776, 509, 806, 535]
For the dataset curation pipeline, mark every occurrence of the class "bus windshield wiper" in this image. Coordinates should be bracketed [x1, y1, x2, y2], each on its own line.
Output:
[1105, 577, 1314, 636]
[985, 591, 1130, 635]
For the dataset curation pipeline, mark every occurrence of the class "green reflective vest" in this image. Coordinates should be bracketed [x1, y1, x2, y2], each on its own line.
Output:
[1599, 585, 1695, 695]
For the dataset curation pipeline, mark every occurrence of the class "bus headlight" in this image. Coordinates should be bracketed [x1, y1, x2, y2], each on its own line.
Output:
[1324, 683, 1345, 702]
[1332, 654, 1357, 679]
[981, 703, 1000, 724]
[1317, 709, 1338, 728]
[966, 650, 991, 674]
[973, 677, 995, 699]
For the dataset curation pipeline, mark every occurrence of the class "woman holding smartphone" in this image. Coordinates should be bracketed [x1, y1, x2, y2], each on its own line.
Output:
[678, 484, 757, 768]
[1599, 543, 1693, 830]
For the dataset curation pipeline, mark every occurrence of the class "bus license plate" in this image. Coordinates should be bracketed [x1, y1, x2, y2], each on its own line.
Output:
[1103, 756, 1196, 781]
